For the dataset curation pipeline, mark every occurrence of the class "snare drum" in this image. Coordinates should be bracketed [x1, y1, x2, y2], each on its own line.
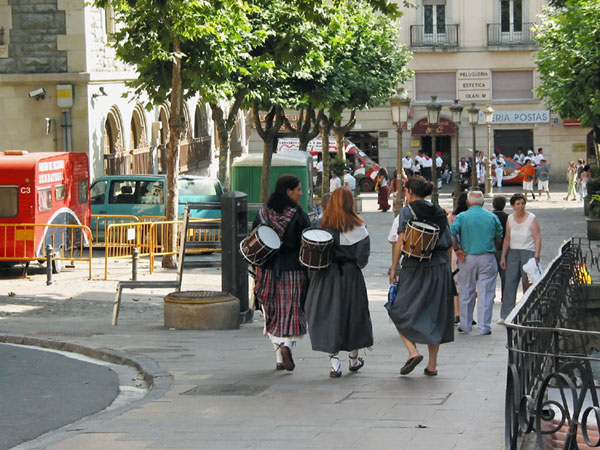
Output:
[299, 228, 334, 269]
[402, 221, 440, 260]
[239, 225, 281, 266]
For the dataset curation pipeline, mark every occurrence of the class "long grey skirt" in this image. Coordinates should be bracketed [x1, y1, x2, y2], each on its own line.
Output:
[305, 261, 373, 354]
[387, 255, 454, 345]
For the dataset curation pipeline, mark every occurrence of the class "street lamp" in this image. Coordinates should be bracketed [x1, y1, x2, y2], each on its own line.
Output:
[467, 103, 480, 191]
[483, 105, 495, 198]
[390, 88, 411, 215]
[449, 99, 463, 209]
[426, 95, 442, 204]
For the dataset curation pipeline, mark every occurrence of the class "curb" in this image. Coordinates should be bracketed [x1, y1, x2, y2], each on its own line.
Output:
[0, 333, 173, 399]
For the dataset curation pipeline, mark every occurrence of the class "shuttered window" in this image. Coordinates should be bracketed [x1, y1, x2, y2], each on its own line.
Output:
[492, 71, 533, 100]
[415, 72, 456, 101]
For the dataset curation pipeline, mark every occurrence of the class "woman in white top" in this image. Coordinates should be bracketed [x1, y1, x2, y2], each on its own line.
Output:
[499, 193, 542, 319]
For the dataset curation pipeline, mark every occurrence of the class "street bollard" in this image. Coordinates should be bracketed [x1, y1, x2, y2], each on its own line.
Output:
[132, 247, 138, 281]
[46, 244, 53, 285]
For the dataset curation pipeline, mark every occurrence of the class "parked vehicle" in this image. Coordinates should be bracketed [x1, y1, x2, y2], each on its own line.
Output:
[495, 157, 524, 185]
[276, 137, 381, 192]
[0, 151, 90, 270]
[90, 175, 224, 239]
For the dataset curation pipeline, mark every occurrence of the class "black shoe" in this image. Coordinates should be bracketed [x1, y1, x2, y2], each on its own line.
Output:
[454, 316, 460, 324]
[349, 356, 365, 372]
[276, 363, 285, 370]
[424, 367, 438, 376]
[472, 320, 477, 325]
[482, 331, 492, 336]
[457, 326, 468, 334]
[280, 346, 295, 371]
[400, 354, 423, 375]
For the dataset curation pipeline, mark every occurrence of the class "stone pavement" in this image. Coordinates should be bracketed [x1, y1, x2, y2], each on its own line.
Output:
[0, 183, 587, 450]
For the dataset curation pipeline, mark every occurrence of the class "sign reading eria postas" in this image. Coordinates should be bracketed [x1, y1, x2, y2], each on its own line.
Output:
[480, 110, 551, 124]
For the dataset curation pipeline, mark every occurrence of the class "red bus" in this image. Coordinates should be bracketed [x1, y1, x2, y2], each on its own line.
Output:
[0, 151, 90, 269]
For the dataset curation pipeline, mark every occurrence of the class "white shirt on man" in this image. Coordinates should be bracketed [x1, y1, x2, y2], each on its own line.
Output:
[343, 173, 356, 191]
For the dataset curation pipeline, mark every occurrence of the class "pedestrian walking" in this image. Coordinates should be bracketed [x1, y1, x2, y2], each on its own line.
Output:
[448, 191, 469, 324]
[450, 191, 503, 335]
[495, 154, 505, 187]
[343, 168, 356, 193]
[492, 196, 509, 299]
[499, 193, 542, 320]
[376, 167, 390, 212]
[519, 159, 537, 200]
[565, 161, 577, 201]
[402, 153, 414, 177]
[252, 175, 311, 371]
[536, 158, 551, 200]
[330, 169, 342, 193]
[388, 176, 454, 376]
[304, 187, 373, 378]
[579, 165, 591, 201]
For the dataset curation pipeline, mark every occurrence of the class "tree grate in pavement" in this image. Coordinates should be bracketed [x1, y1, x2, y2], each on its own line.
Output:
[181, 384, 268, 396]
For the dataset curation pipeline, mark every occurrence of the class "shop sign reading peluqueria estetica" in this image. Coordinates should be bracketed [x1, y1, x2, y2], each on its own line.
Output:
[457, 69, 491, 102]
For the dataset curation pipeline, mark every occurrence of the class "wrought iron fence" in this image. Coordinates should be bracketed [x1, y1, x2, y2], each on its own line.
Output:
[487, 23, 536, 46]
[504, 237, 600, 449]
[410, 24, 459, 48]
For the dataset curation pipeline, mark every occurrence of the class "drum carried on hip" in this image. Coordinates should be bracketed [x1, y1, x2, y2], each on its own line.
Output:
[402, 221, 440, 261]
[239, 225, 281, 266]
[299, 228, 334, 269]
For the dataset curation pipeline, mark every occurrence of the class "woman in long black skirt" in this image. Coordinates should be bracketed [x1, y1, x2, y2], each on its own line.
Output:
[387, 176, 454, 376]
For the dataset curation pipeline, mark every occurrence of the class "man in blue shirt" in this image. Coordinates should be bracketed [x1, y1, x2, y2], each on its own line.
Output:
[450, 191, 503, 335]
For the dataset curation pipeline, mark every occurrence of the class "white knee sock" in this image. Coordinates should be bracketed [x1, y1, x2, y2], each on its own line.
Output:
[273, 343, 283, 364]
[329, 353, 341, 372]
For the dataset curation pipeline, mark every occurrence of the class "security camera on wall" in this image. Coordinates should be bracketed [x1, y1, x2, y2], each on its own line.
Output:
[28, 88, 46, 100]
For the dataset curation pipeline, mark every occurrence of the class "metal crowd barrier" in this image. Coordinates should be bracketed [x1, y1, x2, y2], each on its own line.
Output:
[90, 214, 139, 247]
[104, 221, 156, 280]
[504, 238, 600, 450]
[0, 223, 93, 279]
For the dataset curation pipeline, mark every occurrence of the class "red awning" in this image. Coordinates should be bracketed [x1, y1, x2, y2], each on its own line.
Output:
[411, 116, 456, 136]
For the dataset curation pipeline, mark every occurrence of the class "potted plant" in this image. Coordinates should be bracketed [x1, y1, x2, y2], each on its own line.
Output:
[584, 176, 600, 216]
[586, 194, 600, 240]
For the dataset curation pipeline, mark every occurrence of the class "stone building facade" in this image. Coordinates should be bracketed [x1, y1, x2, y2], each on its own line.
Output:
[0, 0, 246, 181]
[247, 0, 592, 183]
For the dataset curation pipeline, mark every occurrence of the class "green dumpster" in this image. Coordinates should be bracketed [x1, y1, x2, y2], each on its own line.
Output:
[232, 150, 314, 222]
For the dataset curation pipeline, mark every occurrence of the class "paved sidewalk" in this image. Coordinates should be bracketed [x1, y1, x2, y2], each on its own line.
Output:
[0, 184, 586, 450]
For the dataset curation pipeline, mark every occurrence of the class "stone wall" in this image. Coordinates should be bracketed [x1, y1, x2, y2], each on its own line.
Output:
[0, 0, 67, 73]
[85, 7, 128, 73]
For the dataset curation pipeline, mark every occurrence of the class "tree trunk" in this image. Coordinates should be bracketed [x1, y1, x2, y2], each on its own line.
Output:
[333, 110, 356, 160]
[594, 125, 600, 167]
[320, 112, 334, 196]
[211, 89, 247, 191]
[162, 39, 183, 269]
[254, 103, 283, 202]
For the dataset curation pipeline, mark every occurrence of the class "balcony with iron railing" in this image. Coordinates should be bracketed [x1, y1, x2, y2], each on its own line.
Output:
[409, 24, 459, 49]
[504, 238, 600, 449]
[487, 23, 537, 47]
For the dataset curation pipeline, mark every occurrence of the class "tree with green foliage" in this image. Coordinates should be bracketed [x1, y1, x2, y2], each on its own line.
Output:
[535, 0, 600, 159]
[94, 0, 255, 266]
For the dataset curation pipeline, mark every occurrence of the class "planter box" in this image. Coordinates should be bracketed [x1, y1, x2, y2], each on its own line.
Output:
[586, 217, 600, 240]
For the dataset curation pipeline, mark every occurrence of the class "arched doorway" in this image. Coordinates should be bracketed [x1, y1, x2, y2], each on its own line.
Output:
[130, 104, 151, 174]
[104, 106, 126, 175]
[193, 103, 212, 167]
[411, 116, 455, 166]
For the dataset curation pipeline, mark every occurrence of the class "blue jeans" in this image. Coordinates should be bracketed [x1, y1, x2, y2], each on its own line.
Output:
[501, 248, 535, 319]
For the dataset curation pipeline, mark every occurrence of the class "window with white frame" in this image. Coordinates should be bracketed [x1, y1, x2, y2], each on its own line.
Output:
[501, 0, 522, 32]
[415, 72, 456, 101]
[492, 71, 533, 100]
[423, 0, 446, 34]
